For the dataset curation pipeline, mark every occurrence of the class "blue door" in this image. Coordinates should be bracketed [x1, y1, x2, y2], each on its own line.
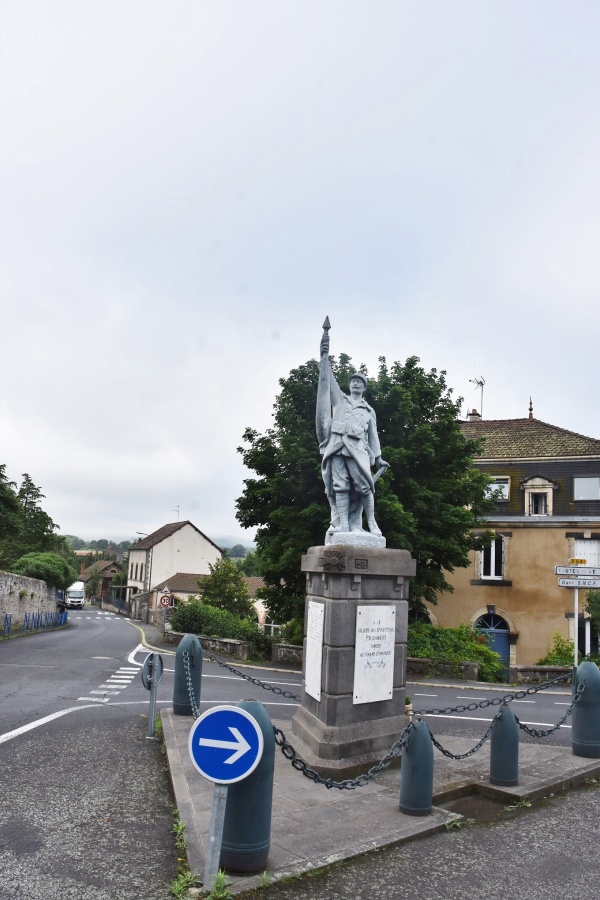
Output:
[475, 613, 510, 680]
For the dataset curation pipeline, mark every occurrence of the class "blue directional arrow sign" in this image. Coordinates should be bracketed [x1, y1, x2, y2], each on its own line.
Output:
[188, 705, 264, 784]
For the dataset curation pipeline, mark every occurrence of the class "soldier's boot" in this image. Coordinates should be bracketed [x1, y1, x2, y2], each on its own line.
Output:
[335, 492, 350, 533]
[361, 493, 382, 536]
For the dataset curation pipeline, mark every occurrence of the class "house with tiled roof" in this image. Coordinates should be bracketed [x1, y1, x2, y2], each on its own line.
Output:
[428, 405, 600, 672]
[126, 522, 223, 613]
[80, 559, 125, 601]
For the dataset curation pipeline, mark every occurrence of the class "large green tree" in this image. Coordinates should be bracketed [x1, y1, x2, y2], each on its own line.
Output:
[12, 551, 77, 590]
[236, 353, 495, 623]
[0, 469, 74, 571]
[196, 558, 254, 617]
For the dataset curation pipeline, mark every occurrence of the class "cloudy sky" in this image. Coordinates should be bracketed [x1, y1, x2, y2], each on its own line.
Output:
[2, 1, 599, 546]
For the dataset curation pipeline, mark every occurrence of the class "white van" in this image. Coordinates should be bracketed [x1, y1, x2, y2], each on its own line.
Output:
[65, 581, 86, 609]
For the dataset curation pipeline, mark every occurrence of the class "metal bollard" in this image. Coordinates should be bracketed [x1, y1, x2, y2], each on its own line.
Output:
[399, 719, 433, 816]
[489, 703, 519, 786]
[220, 700, 275, 873]
[173, 634, 202, 716]
[572, 660, 600, 758]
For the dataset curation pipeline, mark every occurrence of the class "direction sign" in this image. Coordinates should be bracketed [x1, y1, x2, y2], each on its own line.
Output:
[558, 578, 600, 588]
[188, 705, 264, 784]
[556, 566, 600, 577]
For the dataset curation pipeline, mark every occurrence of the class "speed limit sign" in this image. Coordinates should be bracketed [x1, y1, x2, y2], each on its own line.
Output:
[159, 590, 173, 608]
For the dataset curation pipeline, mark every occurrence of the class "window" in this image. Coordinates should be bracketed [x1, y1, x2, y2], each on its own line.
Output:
[487, 477, 510, 501]
[574, 477, 600, 501]
[481, 536, 504, 579]
[140, 564, 144, 583]
[529, 492, 548, 515]
[522, 476, 555, 516]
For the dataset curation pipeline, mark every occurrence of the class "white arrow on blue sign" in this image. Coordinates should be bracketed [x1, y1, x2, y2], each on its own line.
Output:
[188, 705, 264, 784]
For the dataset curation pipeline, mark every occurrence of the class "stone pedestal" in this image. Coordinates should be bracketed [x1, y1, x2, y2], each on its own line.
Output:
[291, 544, 416, 775]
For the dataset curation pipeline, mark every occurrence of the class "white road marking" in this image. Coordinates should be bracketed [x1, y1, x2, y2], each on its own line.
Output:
[127, 644, 147, 666]
[77, 697, 110, 703]
[0, 705, 101, 744]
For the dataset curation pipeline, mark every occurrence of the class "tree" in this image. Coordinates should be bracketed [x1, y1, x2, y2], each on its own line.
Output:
[197, 558, 254, 617]
[12, 551, 77, 590]
[235, 550, 262, 577]
[0, 465, 21, 568]
[236, 353, 495, 623]
[228, 544, 247, 558]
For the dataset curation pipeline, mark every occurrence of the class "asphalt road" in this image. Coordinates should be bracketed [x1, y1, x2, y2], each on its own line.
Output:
[0, 610, 581, 898]
[0, 611, 178, 900]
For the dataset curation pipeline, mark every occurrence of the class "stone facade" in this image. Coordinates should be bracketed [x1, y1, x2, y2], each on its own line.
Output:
[291, 544, 416, 773]
[0, 570, 57, 622]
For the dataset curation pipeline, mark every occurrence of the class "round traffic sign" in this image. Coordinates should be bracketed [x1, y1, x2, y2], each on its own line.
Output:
[141, 652, 164, 689]
[188, 705, 264, 784]
[159, 592, 172, 607]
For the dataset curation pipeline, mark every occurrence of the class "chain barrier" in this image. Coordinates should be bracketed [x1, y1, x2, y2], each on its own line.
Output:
[201, 649, 302, 701]
[426, 714, 499, 760]
[273, 723, 413, 790]
[184, 645, 583, 784]
[413, 670, 573, 718]
[516, 680, 585, 738]
[182, 650, 202, 719]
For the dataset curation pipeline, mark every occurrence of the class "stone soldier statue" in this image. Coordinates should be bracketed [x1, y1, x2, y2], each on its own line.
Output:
[316, 318, 389, 543]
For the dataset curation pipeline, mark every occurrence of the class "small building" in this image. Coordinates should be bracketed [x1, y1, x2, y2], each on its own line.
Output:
[80, 559, 125, 602]
[429, 405, 600, 668]
[126, 521, 223, 607]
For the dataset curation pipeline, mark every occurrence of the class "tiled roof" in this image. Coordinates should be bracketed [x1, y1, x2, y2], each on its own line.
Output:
[80, 560, 124, 581]
[154, 573, 265, 597]
[244, 576, 265, 598]
[132, 521, 223, 553]
[460, 418, 600, 460]
[154, 573, 204, 593]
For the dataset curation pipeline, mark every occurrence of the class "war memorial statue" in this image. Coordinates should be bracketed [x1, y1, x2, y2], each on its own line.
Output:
[290, 318, 416, 774]
[317, 317, 389, 545]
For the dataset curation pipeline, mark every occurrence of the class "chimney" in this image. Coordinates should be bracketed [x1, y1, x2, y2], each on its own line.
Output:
[467, 408, 482, 422]
[80, 561, 86, 575]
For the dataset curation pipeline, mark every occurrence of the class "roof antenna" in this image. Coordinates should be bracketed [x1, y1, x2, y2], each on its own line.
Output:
[529, 397, 533, 420]
[171, 506, 180, 521]
[469, 377, 485, 419]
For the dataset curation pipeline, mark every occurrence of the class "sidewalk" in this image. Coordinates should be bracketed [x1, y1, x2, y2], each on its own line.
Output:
[133, 622, 598, 893]
[162, 708, 600, 896]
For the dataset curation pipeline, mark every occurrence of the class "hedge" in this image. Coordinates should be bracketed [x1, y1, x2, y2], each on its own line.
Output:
[170, 600, 272, 659]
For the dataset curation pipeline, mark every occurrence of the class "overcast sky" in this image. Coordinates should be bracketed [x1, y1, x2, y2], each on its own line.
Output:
[2, 1, 599, 546]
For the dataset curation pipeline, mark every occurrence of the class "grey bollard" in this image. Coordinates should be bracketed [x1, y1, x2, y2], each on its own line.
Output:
[173, 634, 202, 716]
[572, 660, 600, 758]
[220, 700, 275, 873]
[399, 719, 433, 816]
[489, 703, 519, 786]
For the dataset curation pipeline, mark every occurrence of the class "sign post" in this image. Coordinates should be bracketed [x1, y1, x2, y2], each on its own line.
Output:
[555, 559, 592, 671]
[141, 652, 163, 739]
[188, 705, 264, 892]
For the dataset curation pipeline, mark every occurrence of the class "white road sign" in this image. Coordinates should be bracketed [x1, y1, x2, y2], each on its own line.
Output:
[558, 578, 600, 588]
[556, 566, 600, 577]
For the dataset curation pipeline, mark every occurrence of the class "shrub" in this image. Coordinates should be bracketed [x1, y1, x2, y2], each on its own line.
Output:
[171, 600, 272, 660]
[11, 552, 77, 590]
[278, 618, 304, 646]
[407, 622, 503, 682]
[536, 631, 579, 666]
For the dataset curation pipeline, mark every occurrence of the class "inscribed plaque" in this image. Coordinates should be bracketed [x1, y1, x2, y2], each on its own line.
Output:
[305, 600, 325, 701]
[353, 605, 395, 704]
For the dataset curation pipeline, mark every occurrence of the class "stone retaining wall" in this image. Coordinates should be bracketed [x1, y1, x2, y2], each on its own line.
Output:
[509, 664, 572, 685]
[164, 631, 253, 660]
[0, 570, 56, 622]
[406, 657, 479, 680]
[272, 643, 303, 665]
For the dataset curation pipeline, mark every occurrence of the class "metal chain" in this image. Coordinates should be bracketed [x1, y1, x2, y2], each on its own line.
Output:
[516, 680, 585, 738]
[201, 649, 301, 701]
[182, 649, 202, 719]
[413, 671, 573, 718]
[426, 714, 499, 760]
[272, 722, 413, 790]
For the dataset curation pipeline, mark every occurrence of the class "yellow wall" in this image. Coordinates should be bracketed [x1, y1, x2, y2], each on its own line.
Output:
[428, 525, 578, 666]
